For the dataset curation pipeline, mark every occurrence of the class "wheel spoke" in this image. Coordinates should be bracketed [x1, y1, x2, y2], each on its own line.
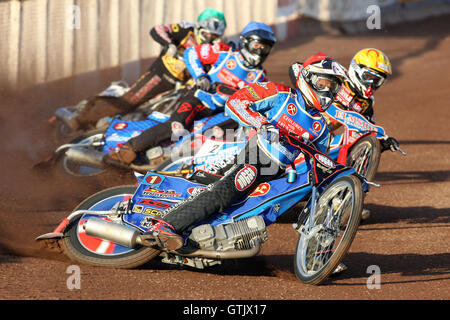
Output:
[296, 179, 356, 277]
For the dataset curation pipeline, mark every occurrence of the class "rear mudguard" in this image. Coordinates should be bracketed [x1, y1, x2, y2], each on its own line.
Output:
[35, 209, 117, 241]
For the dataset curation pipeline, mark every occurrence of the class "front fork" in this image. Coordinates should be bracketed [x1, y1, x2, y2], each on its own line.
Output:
[292, 184, 318, 235]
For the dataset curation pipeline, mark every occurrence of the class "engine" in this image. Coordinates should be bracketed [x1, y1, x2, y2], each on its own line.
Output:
[189, 216, 268, 251]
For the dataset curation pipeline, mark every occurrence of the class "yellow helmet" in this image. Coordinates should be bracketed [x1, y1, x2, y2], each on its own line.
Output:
[348, 48, 392, 98]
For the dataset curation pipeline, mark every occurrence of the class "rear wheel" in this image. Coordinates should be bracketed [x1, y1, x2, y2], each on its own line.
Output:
[346, 135, 381, 181]
[294, 175, 363, 285]
[62, 185, 160, 268]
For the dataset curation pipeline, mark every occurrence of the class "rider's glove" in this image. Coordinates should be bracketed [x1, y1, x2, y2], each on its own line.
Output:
[165, 43, 178, 57]
[195, 76, 211, 91]
[258, 123, 280, 143]
[381, 136, 399, 152]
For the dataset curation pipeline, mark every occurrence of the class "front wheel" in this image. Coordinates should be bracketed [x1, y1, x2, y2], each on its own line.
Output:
[62, 185, 160, 268]
[346, 135, 381, 181]
[294, 175, 363, 285]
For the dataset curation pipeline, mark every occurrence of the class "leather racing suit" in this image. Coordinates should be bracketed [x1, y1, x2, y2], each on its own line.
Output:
[159, 81, 331, 235]
[125, 42, 268, 153]
[74, 22, 201, 130]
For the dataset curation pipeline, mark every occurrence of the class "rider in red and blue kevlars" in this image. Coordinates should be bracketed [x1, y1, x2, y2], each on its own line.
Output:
[142, 53, 349, 251]
[328, 48, 399, 153]
[106, 22, 277, 165]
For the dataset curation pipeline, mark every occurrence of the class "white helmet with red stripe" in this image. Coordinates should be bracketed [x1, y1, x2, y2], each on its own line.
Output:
[289, 52, 348, 112]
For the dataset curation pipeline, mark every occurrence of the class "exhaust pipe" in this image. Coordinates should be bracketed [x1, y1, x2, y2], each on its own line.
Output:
[84, 218, 262, 259]
[181, 241, 261, 259]
[83, 218, 144, 248]
[65, 147, 106, 169]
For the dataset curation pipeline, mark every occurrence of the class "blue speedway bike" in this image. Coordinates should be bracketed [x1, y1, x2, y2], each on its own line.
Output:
[36, 131, 372, 285]
[36, 84, 237, 177]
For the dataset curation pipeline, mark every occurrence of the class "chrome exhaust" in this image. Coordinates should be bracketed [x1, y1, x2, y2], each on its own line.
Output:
[65, 147, 106, 169]
[84, 218, 262, 259]
[83, 218, 144, 248]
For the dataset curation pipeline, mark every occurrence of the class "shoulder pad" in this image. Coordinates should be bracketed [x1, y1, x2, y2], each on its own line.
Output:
[178, 21, 195, 29]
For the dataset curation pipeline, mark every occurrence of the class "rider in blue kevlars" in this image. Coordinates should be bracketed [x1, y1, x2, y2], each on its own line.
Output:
[106, 22, 277, 166]
[140, 53, 349, 252]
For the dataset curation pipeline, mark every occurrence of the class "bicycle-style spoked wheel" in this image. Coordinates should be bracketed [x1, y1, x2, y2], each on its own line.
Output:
[346, 135, 381, 181]
[294, 175, 363, 285]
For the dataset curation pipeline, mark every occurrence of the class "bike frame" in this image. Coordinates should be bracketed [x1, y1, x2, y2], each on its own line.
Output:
[47, 135, 367, 257]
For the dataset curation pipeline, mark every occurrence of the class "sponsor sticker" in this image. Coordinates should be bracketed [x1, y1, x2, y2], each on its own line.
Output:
[132, 205, 144, 213]
[226, 59, 236, 70]
[143, 188, 182, 198]
[312, 121, 322, 132]
[247, 86, 260, 99]
[136, 199, 172, 209]
[143, 174, 164, 186]
[314, 153, 335, 169]
[187, 186, 207, 195]
[249, 182, 270, 197]
[113, 122, 128, 130]
[234, 165, 257, 191]
[143, 208, 161, 215]
[287, 103, 297, 116]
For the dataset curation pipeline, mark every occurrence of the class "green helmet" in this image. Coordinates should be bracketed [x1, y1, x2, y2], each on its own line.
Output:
[196, 8, 227, 44]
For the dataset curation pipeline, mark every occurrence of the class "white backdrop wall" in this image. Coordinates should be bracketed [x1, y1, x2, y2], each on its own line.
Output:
[2, 0, 448, 90]
[0, 0, 286, 90]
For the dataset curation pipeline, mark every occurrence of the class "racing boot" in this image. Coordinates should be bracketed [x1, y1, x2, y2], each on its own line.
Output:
[331, 263, 348, 276]
[104, 143, 137, 166]
[54, 107, 80, 131]
[143, 219, 184, 251]
[361, 209, 371, 221]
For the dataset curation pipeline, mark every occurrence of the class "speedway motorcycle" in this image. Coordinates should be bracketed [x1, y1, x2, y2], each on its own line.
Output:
[156, 103, 406, 181]
[36, 133, 372, 285]
[49, 80, 187, 141]
[36, 84, 237, 177]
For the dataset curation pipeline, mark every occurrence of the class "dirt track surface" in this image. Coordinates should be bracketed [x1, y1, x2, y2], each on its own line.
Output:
[1, 16, 449, 302]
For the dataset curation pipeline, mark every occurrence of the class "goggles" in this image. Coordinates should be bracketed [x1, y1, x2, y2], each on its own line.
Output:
[199, 29, 221, 42]
[309, 74, 341, 94]
[248, 39, 272, 55]
[358, 67, 386, 89]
